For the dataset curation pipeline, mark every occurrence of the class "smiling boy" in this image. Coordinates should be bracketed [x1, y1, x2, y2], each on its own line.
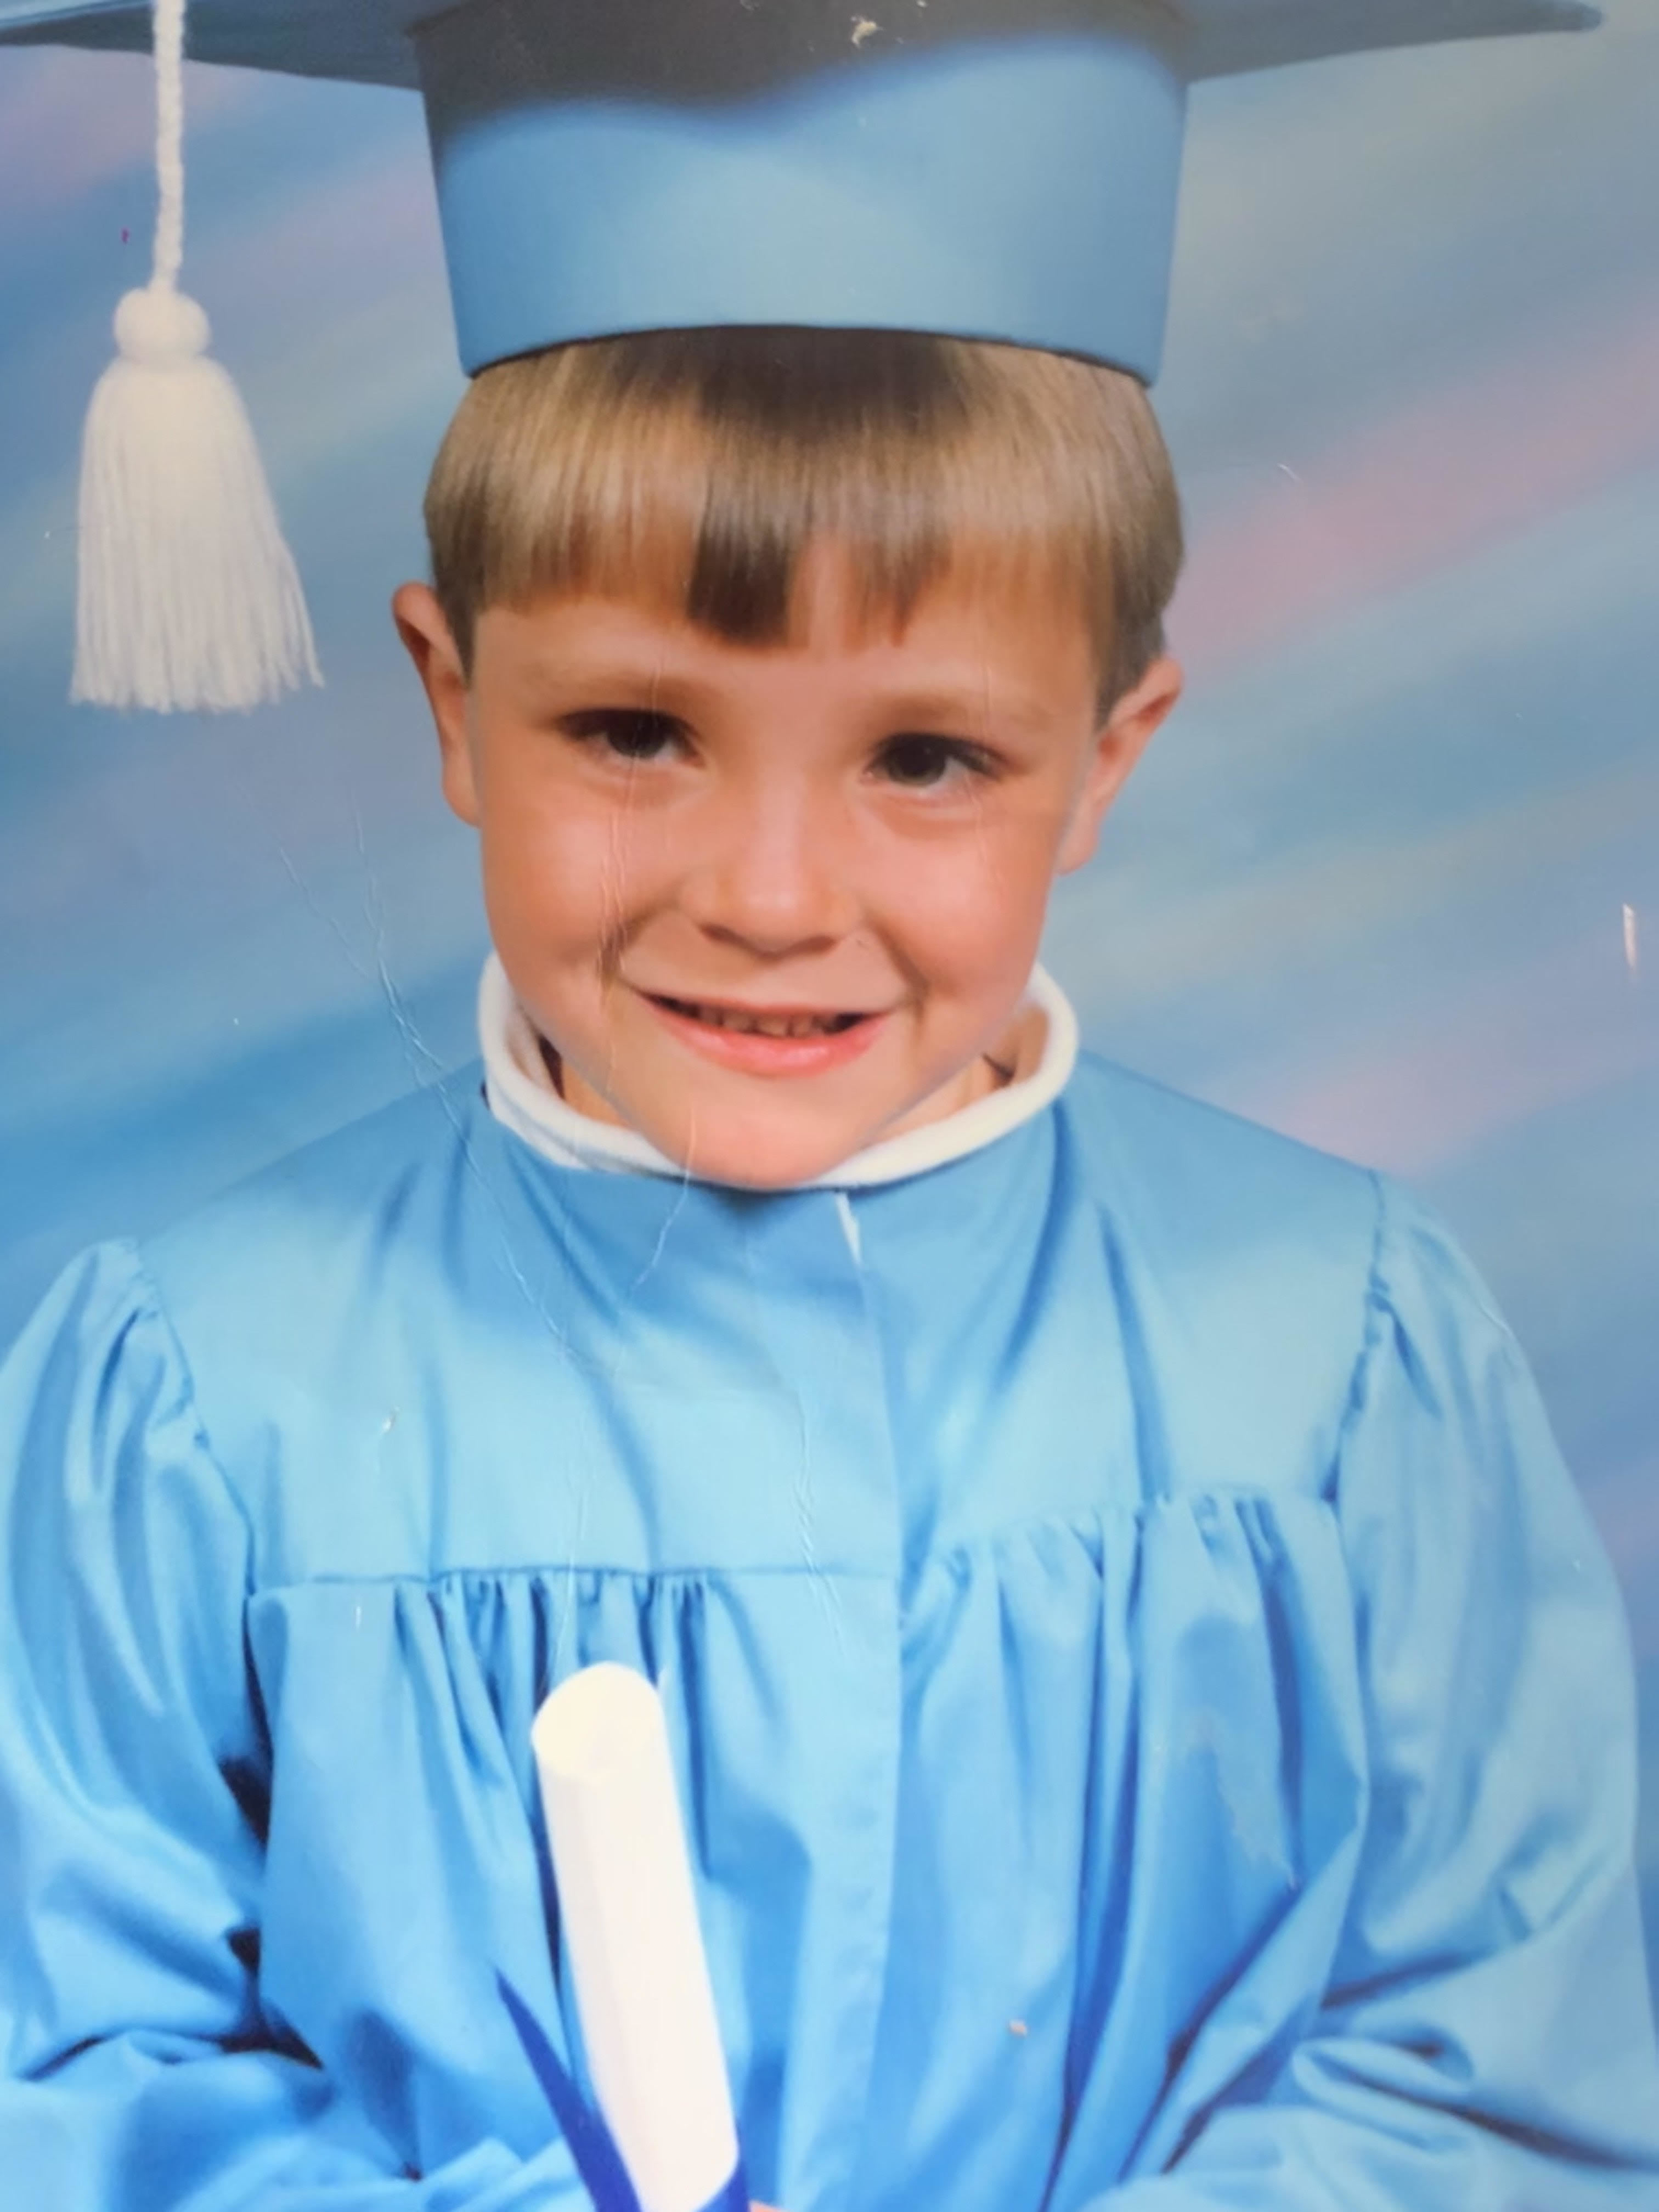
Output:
[3, 1, 1659, 2207]
[394, 330, 1182, 1189]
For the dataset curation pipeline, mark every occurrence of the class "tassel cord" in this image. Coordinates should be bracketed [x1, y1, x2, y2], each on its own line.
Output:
[151, 0, 186, 290]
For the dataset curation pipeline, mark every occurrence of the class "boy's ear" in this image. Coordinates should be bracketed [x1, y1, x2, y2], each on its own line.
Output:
[1057, 654, 1183, 876]
[392, 582, 480, 827]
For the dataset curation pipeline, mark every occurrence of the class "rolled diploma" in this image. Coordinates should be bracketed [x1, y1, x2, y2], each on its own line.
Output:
[532, 1663, 741, 2212]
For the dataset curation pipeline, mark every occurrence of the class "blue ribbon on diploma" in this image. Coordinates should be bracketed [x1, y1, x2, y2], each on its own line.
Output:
[498, 1972, 750, 2212]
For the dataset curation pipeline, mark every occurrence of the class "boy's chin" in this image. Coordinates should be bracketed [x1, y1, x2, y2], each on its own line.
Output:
[659, 1128, 861, 1192]
[644, 1102, 890, 1192]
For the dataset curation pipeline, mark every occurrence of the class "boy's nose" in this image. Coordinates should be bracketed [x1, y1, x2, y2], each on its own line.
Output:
[676, 787, 859, 953]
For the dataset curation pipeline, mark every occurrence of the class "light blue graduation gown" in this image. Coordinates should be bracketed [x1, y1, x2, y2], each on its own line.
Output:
[0, 1056, 1655, 2209]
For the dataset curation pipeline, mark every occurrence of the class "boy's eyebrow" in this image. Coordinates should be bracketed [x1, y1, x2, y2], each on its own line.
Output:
[861, 682, 1058, 736]
[510, 652, 1065, 737]
[506, 652, 684, 704]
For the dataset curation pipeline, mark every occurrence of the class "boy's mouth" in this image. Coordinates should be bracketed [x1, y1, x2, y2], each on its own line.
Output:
[648, 993, 868, 1040]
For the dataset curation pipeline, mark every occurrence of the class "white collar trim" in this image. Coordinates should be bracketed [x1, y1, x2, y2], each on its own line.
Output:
[478, 955, 1077, 1192]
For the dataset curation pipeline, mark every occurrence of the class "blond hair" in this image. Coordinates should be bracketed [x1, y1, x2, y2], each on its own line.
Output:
[425, 328, 1183, 708]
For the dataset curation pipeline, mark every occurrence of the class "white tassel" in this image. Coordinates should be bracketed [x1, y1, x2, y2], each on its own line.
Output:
[74, 285, 321, 710]
[71, 0, 320, 712]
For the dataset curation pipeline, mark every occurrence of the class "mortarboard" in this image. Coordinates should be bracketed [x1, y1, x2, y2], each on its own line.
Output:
[0, 0, 1601, 710]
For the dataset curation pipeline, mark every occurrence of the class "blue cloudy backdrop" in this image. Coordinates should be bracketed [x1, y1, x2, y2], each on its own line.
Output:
[2, 5, 1657, 1999]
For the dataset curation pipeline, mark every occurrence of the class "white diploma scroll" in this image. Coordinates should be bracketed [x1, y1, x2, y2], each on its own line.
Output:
[532, 1664, 742, 2212]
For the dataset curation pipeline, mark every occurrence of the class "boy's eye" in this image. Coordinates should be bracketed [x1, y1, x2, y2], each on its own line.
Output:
[875, 734, 994, 788]
[561, 709, 687, 761]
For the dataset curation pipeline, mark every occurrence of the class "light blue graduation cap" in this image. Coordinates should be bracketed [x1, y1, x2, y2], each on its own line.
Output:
[1, 0, 1600, 709]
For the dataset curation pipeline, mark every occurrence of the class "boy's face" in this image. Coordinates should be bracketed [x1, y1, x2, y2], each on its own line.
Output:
[396, 551, 1179, 1188]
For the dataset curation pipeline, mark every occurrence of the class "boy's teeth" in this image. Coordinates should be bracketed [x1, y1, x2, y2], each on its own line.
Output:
[703, 1006, 836, 1037]
[667, 997, 851, 1037]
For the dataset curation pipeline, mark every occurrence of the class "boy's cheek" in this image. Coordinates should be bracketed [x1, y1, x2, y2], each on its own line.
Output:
[481, 793, 647, 912]
[899, 819, 1060, 940]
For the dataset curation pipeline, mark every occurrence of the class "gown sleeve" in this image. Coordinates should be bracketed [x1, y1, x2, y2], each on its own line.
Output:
[0, 1244, 577, 2211]
[1093, 1178, 1659, 2208]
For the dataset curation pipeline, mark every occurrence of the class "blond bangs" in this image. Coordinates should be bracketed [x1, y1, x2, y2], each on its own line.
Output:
[425, 329, 1182, 706]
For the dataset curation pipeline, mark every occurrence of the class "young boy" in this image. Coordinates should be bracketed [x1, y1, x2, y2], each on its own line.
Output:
[394, 332, 1184, 1192]
[1, 2, 1656, 2209]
